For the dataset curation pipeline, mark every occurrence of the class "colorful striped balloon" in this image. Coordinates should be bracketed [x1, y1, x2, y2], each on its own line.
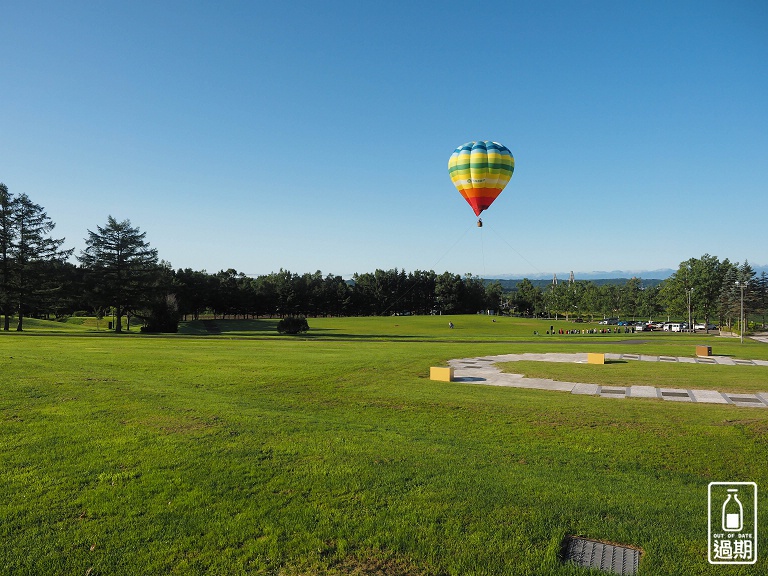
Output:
[448, 141, 514, 217]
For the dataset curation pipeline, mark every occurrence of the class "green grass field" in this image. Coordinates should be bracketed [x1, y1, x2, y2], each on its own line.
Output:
[1, 316, 767, 575]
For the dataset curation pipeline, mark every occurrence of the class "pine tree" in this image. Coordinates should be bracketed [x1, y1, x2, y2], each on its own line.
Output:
[78, 216, 159, 332]
[718, 263, 739, 330]
[739, 260, 757, 330]
[757, 271, 768, 328]
[0, 183, 14, 331]
[10, 193, 72, 331]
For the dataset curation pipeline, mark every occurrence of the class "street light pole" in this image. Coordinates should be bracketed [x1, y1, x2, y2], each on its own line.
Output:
[686, 287, 694, 333]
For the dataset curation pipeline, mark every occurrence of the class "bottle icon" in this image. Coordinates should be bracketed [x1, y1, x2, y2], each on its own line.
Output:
[722, 489, 743, 532]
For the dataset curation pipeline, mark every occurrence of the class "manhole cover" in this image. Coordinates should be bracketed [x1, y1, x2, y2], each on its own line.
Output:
[561, 536, 641, 575]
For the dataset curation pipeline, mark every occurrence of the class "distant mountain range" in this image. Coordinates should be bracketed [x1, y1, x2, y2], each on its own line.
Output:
[489, 269, 672, 281]
[486, 265, 768, 289]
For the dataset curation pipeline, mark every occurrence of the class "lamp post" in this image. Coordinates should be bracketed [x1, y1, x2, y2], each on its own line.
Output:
[735, 280, 749, 343]
[686, 287, 694, 333]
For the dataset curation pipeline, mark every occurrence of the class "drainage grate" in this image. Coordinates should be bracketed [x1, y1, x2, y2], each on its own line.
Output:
[661, 391, 689, 398]
[728, 396, 763, 404]
[561, 536, 641, 575]
[734, 360, 755, 365]
[602, 389, 626, 395]
[659, 356, 677, 362]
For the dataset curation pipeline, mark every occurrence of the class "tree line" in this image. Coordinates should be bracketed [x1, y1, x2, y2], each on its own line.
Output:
[514, 257, 766, 332]
[0, 183, 765, 332]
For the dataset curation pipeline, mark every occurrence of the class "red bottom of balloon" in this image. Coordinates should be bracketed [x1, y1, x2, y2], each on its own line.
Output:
[460, 188, 503, 217]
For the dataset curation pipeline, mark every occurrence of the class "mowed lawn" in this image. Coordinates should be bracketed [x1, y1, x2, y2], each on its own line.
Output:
[2, 317, 767, 575]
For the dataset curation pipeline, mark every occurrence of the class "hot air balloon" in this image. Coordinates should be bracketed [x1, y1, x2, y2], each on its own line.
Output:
[448, 141, 514, 227]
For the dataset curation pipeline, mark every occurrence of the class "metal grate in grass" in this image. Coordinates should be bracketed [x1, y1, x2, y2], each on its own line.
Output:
[561, 536, 641, 575]
[728, 395, 764, 404]
[661, 391, 690, 398]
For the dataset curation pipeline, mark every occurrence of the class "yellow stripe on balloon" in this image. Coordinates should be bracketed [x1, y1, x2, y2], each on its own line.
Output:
[448, 141, 514, 217]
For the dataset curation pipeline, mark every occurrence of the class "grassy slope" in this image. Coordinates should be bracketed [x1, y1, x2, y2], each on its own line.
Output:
[1, 318, 767, 575]
[2, 317, 92, 331]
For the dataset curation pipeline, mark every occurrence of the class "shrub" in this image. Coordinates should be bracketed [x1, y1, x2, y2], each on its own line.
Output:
[277, 316, 309, 335]
[140, 294, 180, 333]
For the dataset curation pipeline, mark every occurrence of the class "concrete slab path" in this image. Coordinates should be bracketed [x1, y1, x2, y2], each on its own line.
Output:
[447, 353, 768, 408]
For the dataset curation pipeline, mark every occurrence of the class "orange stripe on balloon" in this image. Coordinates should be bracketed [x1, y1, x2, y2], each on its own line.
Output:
[460, 188, 502, 216]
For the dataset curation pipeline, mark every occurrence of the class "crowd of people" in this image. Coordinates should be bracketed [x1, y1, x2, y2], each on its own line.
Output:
[533, 326, 638, 335]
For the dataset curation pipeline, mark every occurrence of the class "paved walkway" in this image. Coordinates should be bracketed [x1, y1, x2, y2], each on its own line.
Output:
[447, 353, 768, 408]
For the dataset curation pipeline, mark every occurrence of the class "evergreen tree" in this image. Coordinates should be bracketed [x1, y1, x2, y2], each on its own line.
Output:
[78, 216, 159, 333]
[0, 183, 14, 330]
[718, 263, 740, 330]
[758, 271, 768, 328]
[9, 194, 72, 331]
[738, 260, 757, 329]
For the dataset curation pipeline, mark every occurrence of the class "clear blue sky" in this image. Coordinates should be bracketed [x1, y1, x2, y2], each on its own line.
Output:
[2, 1, 766, 279]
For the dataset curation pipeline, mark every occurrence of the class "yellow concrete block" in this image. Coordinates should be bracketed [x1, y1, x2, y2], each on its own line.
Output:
[696, 345, 712, 357]
[587, 353, 605, 365]
[430, 367, 454, 381]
